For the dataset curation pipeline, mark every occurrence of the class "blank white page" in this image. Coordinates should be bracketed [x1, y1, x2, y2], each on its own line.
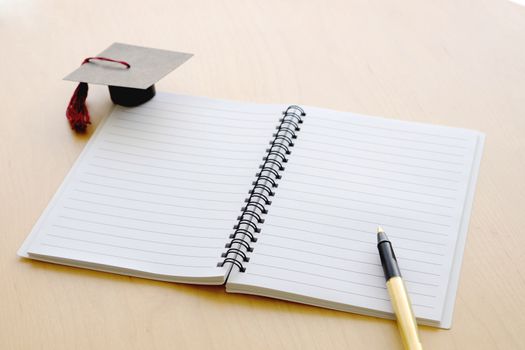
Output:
[227, 106, 484, 324]
[19, 93, 284, 284]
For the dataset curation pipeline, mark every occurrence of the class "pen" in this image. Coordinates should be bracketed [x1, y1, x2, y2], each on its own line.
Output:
[377, 226, 423, 350]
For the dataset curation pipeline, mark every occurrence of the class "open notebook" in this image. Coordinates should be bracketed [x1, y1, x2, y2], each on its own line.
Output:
[18, 92, 484, 328]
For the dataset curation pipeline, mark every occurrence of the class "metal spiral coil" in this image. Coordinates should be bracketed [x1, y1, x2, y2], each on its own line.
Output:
[217, 105, 306, 272]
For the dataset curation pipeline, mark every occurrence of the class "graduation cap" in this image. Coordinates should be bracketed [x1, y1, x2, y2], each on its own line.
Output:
[64, 43, 193, 132]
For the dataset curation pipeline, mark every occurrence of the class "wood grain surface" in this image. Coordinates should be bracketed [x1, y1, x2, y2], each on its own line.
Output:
[1, 0, 525, 349]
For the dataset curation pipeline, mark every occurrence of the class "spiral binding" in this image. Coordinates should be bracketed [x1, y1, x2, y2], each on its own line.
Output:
[217, 105, 306, 273]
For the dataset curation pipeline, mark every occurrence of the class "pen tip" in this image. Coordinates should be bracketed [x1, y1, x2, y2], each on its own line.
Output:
[376, 226, 389, 244]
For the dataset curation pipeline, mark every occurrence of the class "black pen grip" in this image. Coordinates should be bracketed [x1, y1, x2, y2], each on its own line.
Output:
[378, 240, 402, 280]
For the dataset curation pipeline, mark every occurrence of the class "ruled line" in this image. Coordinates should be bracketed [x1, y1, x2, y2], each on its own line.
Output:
[287, 157, 459, 183]
[273, 203, 451, 227]
[254, 251, 440, 284]
[58, 216, 226, 240]
[277, 194, 453, 219]
[255, 251, 383, 277]
[297, 143, 464, 165]
[286, 161, 460, 183]
[263, 223, 447, 249]
[40, 243, 214, 268]
[52, 225, 220, 249]
[306, 115, 469, 142]
[286, 178, 454, 208]
[262, 229, 445, 257]
[88, 163, 246, 186]
[106, 131, 263, 154]
[258, 242, 379, 267]
[137, 105, 277, 123]
[149, 99, 279, 116]
[95, 148, 254, 170]
[66, 198, 233, 222]
[298, 135, 464, 157]
[287, 169, 458, 192]
[61, 207, 227, 231]
[257, 243, 441, 277]
[266, 231, 444, 265]
[276, 186, 454, 209]
[284, 176, 456, 200]
[263, 233, 377, 256]
[102, 139, 256, 162]
[293, 153, 462, 175]
[120, 110, 272, 130]
[77, 180, 240, 204]
[90, 158, 249, 182]
[46, 233, 219, 259]
[81, 175, 245, 196]
[115, 117, 269, 138]
[72, 189, 237, 213]
[110, 124, 267, 146]
[290, 155, 460, 183]
[304, 128, 465, 152]
[249, 262, 437, 298]
[251, 262, 386, 291]
[242, 271, 394, 303]
[260, 233, 443, 266]
[268, 213, 448, 237]
[252, 251, 439, 287]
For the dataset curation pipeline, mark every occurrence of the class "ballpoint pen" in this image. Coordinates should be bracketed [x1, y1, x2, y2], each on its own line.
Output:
[377, 226, 423, 350]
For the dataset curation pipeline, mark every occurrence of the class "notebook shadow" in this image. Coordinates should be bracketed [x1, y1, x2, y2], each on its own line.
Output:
[24, 259, 442, 334]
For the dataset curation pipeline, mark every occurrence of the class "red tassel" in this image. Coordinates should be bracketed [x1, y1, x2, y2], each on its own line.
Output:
[66, 82, 90, 133]
[66, 57, 130, 132]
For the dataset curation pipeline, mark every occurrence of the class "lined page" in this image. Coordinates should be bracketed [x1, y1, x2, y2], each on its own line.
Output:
[227, 106, 483, 322]
[19, 93, 283, 283]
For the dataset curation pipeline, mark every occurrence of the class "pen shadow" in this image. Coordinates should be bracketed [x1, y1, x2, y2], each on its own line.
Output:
[23, 258, 443, 335]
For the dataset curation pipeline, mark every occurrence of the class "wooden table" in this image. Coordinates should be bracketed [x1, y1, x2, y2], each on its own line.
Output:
[2, 1, 525, 348]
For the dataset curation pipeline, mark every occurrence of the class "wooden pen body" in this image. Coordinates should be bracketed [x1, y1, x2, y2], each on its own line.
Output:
[386, 277, 423, 350]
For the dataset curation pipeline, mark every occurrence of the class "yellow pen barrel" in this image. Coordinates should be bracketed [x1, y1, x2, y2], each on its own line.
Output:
[386, 277, 423, 350]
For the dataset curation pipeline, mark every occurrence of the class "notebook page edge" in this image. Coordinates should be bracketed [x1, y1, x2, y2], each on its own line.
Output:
[27, 252, 226, 285]
[439, 132, 485, 329]
[225, 282, 441, 327]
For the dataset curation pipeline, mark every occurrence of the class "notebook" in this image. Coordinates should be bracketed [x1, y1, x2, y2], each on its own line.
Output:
[18, 92, 484, 329]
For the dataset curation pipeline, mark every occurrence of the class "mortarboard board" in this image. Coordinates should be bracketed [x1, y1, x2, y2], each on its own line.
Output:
[64, 43, 193, 132]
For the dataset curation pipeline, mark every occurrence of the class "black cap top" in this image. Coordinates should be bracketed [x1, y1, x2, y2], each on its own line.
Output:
[64, 43, 193, 90]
